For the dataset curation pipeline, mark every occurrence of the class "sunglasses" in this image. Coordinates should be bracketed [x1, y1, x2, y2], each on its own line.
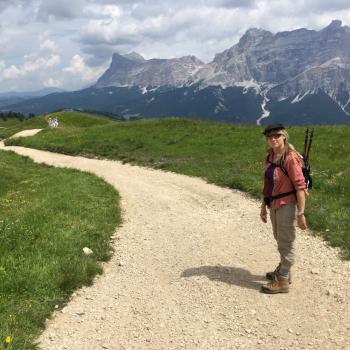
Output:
[267, 133, 283, 139]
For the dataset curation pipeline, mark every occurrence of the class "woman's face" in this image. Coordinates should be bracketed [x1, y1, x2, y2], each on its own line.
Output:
[266, 132, 285, 149]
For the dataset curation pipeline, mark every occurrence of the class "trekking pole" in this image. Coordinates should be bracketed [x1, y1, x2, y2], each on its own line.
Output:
[303, 128, 309, 160]
[305, 128, 314, 161]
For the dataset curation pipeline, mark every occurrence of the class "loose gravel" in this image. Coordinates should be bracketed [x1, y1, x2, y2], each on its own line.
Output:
[1, 132, 349, 350]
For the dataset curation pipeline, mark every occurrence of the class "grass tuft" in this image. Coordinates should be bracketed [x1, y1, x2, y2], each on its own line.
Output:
[0, 150, 120, 349]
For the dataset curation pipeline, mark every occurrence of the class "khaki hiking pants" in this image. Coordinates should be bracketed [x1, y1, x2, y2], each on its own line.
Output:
[269, 204, 297, 266]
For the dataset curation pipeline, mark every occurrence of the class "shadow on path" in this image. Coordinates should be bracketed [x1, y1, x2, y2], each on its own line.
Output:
[181, 265, 265, 290]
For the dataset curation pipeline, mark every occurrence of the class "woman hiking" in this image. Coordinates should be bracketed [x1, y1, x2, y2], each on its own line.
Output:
[260, 123, 307, 294]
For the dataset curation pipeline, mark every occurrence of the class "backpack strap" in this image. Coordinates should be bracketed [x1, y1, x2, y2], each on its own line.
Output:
[266, 154, 289, 177]
[265, 154, 296, 205]
[264, 190, 296, 206]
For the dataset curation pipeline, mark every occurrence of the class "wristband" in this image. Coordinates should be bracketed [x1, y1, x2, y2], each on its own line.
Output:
[297, 212, 305, 218]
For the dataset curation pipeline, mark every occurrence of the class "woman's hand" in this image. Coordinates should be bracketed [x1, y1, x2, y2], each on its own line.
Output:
[297, 214, 307, 230]
[260, 205, 267, 223]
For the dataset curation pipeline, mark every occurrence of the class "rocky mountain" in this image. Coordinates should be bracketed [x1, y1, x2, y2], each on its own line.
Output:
[91, 19, 350, 124]
[197, 20, 350, 85]
[95, 53, 204, 88]
[3, 20, 350, 125]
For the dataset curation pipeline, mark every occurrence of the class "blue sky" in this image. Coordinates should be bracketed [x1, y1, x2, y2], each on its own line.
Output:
[1, 0, 350, 92]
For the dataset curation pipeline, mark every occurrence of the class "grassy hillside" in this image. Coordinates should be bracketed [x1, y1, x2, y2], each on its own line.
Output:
[0, 117, 47, 140]
[5, 112, 350, 259]
[0, 150, 120, 349]
[0, 111, 115, 140]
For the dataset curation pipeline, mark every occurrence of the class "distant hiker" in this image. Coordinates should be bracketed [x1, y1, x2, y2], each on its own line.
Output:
[48, 116, 59, 128]
[260, 123, 307, 294]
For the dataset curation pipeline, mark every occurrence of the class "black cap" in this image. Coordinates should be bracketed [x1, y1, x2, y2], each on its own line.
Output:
[262, 123, 285, 135]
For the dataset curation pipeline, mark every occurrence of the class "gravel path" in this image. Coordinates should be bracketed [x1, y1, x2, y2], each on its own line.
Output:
[1, 133, 349, 350]
[9, 128, 43, 138]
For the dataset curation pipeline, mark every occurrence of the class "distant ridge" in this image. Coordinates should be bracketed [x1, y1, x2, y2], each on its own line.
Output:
[0, 87, 65, 99]
[3, 21, 350, 125]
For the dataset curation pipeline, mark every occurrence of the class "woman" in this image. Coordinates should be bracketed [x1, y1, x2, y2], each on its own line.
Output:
[260, 123, 307, 294]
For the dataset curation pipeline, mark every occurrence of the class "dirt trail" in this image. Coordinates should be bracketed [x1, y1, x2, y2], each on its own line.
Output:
[9, 128, 43, 138]
[1, 135, 349, 350]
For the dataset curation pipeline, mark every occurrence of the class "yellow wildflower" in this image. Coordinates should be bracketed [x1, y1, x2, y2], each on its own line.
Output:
[5, 335, 12, 344]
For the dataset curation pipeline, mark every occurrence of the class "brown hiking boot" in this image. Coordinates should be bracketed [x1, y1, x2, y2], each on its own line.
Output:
[266, 264, 292, 284]
[261, 273, 289, 294]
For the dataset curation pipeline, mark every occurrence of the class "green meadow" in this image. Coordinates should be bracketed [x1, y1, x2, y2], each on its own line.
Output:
[0, 117, 48, 140]
[0, 111, 349, 347]
[0, 148, 120, 349]
[4, 111, 350, 259]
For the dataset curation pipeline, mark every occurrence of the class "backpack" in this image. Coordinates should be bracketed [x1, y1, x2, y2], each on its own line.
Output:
[264, 128, 314, 205]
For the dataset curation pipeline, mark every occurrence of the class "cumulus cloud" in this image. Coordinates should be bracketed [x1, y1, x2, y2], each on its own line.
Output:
[44, 78, 61, 88]
[0, 34, 62, 92]
[1, 0, 350, 92]
[78, 0, 350, 66]
[0, 0, 21, 12]
[308, 0, 350, 12]
[63, 54, 103, 83]
[3, 56, 56, 76]
[213, 0, 256, 8]
[0, 54, 61, 80]
[40, 39, 59, 52]
[36, 0, 86, 21]
[83, 3, 123, 18]
[7, 34, 60, 76]
[82, 44, 117, 66]
[24, 54, 61, 72]
[0, 0, 35, 15]
[2, 65, 22, 79]
[78, 2, 260, 63]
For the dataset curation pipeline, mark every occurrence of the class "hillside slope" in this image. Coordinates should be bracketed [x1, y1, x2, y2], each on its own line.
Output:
[1, 142, 349, 349]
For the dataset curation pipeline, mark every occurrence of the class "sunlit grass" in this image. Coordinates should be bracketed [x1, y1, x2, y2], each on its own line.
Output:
[0, 150, 120, 349]
[5, 113, 350, 259]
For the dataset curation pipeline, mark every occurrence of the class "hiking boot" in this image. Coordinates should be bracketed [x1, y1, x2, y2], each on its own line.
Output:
[266, 264, 292, 284]
[261, 273, 289, 294]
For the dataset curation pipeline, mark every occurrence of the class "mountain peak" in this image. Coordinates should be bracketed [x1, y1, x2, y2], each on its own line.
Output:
[323, 19, 342, 31]
[110, 52, 147, 67]
[111, 52, 128, 61]
[178, 55, 204, 65]
[95, 52, 203, 88]
[238, 27, 272, 46]
[123, 52, 145, 62]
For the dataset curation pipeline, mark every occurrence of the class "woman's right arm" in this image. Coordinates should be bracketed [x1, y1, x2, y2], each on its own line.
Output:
[260, 202, 267, 223]
[261, 155, 269, 223]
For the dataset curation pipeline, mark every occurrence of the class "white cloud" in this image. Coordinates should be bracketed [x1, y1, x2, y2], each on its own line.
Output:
[44, 78, 61, 87]
[0, 54, 61, 81]
[36, 0, 86, 21]
[79, 5, 256, 62]
[83, 4, 122, 18]
[1, 0, 350, 92]
[23, 54, 61, 72]
[63, 54, 103, 82]
[40, 39, 58, 52]
[0, 34, 62, 93]
[2, 65, 22, 79]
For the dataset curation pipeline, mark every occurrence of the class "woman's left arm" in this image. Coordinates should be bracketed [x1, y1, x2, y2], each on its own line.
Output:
[296, 190, 307, 230]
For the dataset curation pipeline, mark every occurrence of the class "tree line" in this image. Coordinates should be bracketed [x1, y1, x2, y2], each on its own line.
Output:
[0, 111, 35, 121]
